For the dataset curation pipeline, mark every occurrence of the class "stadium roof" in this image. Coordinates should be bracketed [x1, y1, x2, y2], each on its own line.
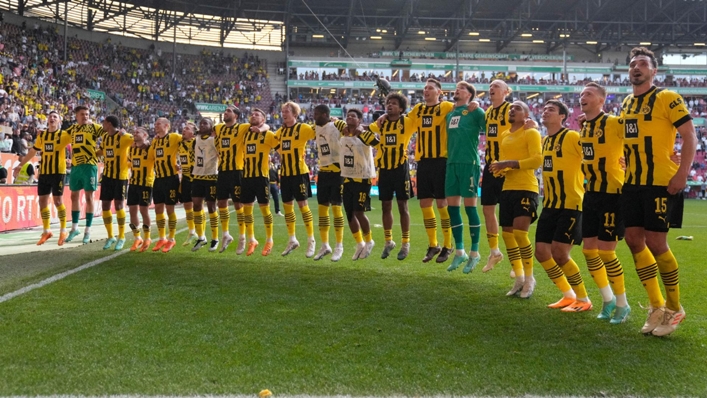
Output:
[11, 0, 707, 52]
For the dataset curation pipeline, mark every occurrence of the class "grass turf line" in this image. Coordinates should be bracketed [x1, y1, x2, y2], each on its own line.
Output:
[0, 199, 706, 396]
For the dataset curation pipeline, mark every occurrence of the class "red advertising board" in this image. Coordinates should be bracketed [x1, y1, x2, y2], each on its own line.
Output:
[0, 185, 102, 232]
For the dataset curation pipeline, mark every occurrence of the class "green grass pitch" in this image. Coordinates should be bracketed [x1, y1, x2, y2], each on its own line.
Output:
[1, 198, 706, 396]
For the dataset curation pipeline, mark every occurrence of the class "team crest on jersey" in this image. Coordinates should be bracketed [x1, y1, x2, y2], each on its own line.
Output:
[156, 148, 164, 157]
[554, 144, 562, 152]
[44, 143, 54, 152]
[641, 105, 652, 115]
[594, 128, 604, 138]
[462, 110, 469, 115]
[106, 149, 114, 158]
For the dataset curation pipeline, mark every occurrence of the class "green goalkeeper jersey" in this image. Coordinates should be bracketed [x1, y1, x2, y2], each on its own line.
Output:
[445, 105, 485, 165]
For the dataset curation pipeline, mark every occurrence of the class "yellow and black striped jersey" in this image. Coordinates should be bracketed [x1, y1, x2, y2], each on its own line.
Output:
[580, 112, 624, 194]
[214, 123, 250, 171]
[129, 146, 155, 187]
[407, 101, 455, 160]
[275, 122, 316, 177]
[101, 132, 134, 180]
[243, 130, 279, 178]
[318, 119, 347, 173]
[500, 127, 542, 193]
[178, 139, 195, 181]
[67, 123, 103, 166]
[33, 129, 71, 175]
[150, 133, 182, 178]
[484, 101, 511, 164]
[367, 116, 415, 170]
[620, 86, 692, 187]
[541, 128, 584, 210]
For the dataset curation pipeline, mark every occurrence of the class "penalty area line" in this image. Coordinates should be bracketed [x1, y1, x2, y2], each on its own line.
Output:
[0, 227, 189, 305]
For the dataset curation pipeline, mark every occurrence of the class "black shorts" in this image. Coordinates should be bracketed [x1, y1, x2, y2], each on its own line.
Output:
[241, 177, 270, 205]
[127, 185, 153, 207]
[37, 174, 65, 197]
[499, 190, 539, 227]
[191, 179, 217, 202]
[317, 171, 342, 204]
[536, 208, 582, 245]
[281, 173, 312, 202]
[480, 165, 505, 206]
[343, 180, 371, 221]
[582, 191, 625, 241]
[99, 177, 128, 201]
[179, 178, 193, 203]
[378, 162, 413, 201]
[153, 175, 180, 205]
[416, 158, 447, 200]
[620, 185, 682, 232]
[216, 170, 242, 202]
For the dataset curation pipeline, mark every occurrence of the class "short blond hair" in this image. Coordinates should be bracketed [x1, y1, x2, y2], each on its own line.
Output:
[584, 82, 606, 98]
[282, 101, 301, 116]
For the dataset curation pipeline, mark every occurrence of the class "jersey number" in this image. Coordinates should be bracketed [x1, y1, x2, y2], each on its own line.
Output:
[654, 197, 667, 214]
[603, 212, 616, 227]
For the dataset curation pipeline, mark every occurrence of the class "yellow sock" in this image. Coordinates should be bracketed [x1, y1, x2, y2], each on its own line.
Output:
[168, 212, 177, 239]
[353, 230, 363, 243]
[364, 231, 372, 242]
[236, 207, 246, 236]
[583, 249, 609, 289]
[656, 250, 680, 311]
[540, 258, 573, 294]
[284, 203, 296, 237]
[332, 205, 344, 244]
[422, 206, 438, 247]
[142, 224, 151, 240]
[186, 208, 194, 232]
[130, 223, 141, 239]
[439, 206, 452, 249]
[633, 247, 664, 308]
[103, 210, 114, 237]
[560, 258, 589, 300]
[599, 249, 625, 295]
[209, 211, 219, 240]
[487, 233, 499, 251]
[57, 204, 66, 231]
[384, 229, 392, 242]
[116, 208, 126, 239]
[301, 205, 314, 238]
[41, 207, 51, 231]
[401, 230, 410, 244]
[244, 205, 255, 240]
[318, 204, 330, 244]
[156, 212, 166, 239]
[194, 210, 204, 238]
[219, 207, 230, 235]
[501, 231, 523, 277]
[260, 205, 273, 240]
[513, 229, 533, 277]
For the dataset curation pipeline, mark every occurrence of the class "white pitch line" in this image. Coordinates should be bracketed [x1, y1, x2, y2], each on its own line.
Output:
[0, 227, 188, 305]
